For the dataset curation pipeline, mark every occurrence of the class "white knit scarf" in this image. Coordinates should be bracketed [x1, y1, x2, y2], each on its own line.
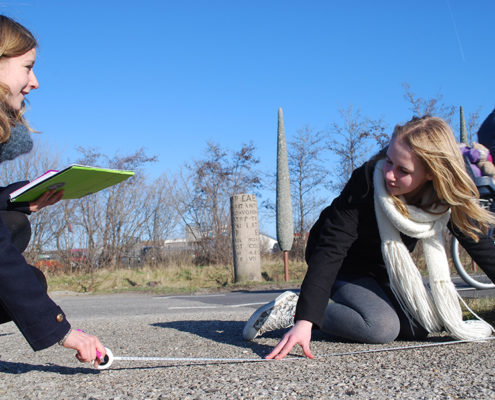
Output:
[373, 159, 493, 340]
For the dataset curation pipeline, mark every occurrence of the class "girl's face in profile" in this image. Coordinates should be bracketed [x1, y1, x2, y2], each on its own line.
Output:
[383, 137, 432, 201]
[0, 48, 38, 111]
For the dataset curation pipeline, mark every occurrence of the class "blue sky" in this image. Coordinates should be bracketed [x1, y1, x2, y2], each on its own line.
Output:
[2, 0, 495, 235]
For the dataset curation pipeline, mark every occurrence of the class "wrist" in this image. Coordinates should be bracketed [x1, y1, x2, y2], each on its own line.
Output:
[295, 319, 313, 329]
[58, 328, 72, 346]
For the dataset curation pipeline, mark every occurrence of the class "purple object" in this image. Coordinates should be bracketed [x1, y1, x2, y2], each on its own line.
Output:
[471, 163, 482, 177]
[468, 149, 481, 164]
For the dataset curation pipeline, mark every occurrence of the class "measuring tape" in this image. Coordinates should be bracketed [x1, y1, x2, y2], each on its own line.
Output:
[97, 348, 288, 369]
[97, 336, 495, 370]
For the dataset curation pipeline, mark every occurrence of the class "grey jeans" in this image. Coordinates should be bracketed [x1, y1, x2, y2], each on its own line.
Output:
[320, 275, 428, 344]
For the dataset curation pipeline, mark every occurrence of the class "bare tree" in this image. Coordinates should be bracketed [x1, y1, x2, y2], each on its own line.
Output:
[466, 107, 481, 144]
[174, 141, 261, 265]
[402, 82, 456, 124]
[403, 83, 483, 143]
[327, 106, 388, 192]
[70, 147, 157, 270]
[141, 173, 182, 260]
[0, 138, 182, 271]
[50, 200, 80, 270]
[287, 126, 328, 259]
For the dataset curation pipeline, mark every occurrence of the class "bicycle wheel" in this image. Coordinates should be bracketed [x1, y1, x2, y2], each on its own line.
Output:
[451, 236, 495, 289]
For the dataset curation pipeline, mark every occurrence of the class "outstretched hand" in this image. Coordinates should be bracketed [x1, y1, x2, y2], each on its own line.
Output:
[62, 329, 106, 367]
[29, 189, 64, 212]
[265, 319, 314, 360]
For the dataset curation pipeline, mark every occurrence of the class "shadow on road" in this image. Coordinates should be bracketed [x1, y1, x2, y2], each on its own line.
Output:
[0, 360, 98, 375]
[151, 320, 274, 357]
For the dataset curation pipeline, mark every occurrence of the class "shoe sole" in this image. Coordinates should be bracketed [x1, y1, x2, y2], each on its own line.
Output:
[242, 291, 297, 341]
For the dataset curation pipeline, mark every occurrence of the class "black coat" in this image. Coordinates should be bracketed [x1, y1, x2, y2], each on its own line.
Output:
[0, 182, 70, 351]
[295, 162, 495, 328]
[478, 108, 495, 157]
[0, 181, 31, 213]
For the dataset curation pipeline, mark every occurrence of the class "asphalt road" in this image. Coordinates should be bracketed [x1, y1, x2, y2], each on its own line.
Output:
[0, 288, 494, 399]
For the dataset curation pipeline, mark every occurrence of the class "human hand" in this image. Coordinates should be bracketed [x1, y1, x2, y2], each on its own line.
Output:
[62, 329, 106, 367]
[29, 189, 64, 212]
[265, 319, 314, 360]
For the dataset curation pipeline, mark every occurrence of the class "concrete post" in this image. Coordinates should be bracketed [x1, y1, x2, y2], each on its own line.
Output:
[230, 193, 262, 282]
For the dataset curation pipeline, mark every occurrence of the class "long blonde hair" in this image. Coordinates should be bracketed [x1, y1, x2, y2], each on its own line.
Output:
[0, 15, 37, 143]
[383, 115, 495, 241]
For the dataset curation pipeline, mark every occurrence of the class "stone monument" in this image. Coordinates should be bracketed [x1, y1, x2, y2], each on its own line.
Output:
[230, 193, 261, 282]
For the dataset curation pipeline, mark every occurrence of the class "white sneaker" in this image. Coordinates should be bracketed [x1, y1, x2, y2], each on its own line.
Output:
[242, 291, 298, 341]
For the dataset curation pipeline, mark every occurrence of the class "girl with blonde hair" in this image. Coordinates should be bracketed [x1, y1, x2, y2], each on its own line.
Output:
[0, 15, 106, 366]
[244, 115, 495, 360]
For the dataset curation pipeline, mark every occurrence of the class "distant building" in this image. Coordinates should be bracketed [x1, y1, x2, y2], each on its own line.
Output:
[143, 232, 278, 255]
[260, 234, 278, 253]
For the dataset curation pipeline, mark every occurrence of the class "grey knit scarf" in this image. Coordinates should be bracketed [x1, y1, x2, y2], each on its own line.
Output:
[0, 124, 33, 163]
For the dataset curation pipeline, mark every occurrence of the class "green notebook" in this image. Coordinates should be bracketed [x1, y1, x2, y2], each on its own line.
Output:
[9, 164, 135, 203]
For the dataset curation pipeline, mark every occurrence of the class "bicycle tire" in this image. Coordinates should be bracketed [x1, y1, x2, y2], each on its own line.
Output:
[451, 236, 495, 289]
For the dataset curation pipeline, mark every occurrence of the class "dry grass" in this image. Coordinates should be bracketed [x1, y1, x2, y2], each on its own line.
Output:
[463, 297, 495, 325]
[45, 258, 308, 294]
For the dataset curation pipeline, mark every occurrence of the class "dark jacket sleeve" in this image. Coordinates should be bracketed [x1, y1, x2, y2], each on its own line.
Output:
[0, 181, 31, 213]
[0, 219, 70, 350]
[295, 166, 365, 327]
[477, 108, 495, 158]
[449, 222, 495, 283]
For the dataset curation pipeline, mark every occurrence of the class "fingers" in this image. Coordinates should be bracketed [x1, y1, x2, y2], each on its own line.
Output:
[93, 344, 107, 367]
[29, 189, 64, 212]
[273, 336, 298, 360]
[265, 333, 300, 360]
[64, 329, 105, 365]
[74, 336, 98, 363]
[45, 189, 64, 205]
[301, 342, 315, 359]
[265, 336, 289, 359]
[265, 321, 315, 360]
[266, 337, 314, 360]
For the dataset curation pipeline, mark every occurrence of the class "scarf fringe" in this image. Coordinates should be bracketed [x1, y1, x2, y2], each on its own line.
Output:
[383, 240, 442, 332]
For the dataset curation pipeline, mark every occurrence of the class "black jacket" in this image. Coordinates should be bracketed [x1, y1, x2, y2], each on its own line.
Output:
[478, 108, 495, 157]
[0, 181, 31, 213]
[295, 162, 495, 328]
[0, 181, 70, 350]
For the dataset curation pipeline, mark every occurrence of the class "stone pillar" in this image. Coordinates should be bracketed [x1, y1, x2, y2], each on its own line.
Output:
[230, 194, 261, 282]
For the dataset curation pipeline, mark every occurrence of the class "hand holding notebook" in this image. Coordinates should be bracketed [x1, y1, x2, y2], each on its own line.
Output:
[9, 165, 134, 203]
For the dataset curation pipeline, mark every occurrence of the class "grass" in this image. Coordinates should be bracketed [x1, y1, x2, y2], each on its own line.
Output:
[45, 259, 309, 294]
[463, 297, 495, 325]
